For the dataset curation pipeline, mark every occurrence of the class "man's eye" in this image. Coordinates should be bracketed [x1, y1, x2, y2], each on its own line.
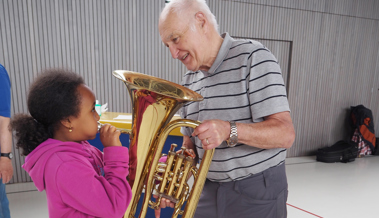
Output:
[173, 37, 179, 43]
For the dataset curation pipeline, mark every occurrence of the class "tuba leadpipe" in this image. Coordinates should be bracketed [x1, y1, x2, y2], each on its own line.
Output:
[111, 70, 215, 218]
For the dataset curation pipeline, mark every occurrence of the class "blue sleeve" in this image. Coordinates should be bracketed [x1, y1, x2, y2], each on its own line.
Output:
[0, 64, 11, 118]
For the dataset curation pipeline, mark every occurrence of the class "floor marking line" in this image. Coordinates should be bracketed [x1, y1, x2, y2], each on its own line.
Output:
[287, 203, 323, 218]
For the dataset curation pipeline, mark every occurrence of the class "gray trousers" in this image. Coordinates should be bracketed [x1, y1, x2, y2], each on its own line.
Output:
[194, 163, 288, 218]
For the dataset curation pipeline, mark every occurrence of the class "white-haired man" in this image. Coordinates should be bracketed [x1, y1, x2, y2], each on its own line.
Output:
[157, 0, 295, 217]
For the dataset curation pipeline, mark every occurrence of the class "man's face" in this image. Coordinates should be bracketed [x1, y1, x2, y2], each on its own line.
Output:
[159, 12, 206, 72]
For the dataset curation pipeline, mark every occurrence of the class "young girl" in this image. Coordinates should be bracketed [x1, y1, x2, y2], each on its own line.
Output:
[11, 69, 132, 217]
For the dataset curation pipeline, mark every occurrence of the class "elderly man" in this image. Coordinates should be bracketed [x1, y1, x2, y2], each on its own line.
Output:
[0, 64, 13, 218]
[157, 0, 295, 217]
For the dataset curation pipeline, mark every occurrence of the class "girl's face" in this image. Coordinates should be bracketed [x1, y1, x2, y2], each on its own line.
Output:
[67, 84, 100, 142]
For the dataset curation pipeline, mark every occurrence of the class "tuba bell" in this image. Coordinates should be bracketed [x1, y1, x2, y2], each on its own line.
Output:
[111, 70, 214, 218]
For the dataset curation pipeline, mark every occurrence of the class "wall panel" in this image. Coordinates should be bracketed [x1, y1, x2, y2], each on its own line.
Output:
[1, 0, 378, 183]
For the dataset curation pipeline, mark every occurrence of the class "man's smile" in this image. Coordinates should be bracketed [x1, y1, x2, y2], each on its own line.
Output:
[182, 53, 189, 60]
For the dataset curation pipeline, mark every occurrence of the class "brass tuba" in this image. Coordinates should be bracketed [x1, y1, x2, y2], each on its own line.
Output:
[111, 70, 215, 218]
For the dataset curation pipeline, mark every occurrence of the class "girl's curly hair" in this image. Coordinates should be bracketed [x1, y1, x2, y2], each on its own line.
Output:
[10, 69, 84, 155]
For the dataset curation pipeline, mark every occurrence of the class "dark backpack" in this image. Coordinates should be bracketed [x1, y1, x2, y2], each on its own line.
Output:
[316, 140, 358, 163]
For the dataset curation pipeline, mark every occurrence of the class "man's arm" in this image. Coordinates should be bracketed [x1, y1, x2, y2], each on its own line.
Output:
[192, 111, 295, 150]
[0, 116, 13, 183]
[237, 111, 295, 149]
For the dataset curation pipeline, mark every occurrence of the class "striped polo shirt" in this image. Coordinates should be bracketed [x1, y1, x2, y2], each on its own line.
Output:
[180, 32, 290, 182]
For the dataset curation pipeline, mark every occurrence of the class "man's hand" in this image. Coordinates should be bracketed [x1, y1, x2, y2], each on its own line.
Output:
[191, 119, 230, 150]
[154, 196, 175, 218]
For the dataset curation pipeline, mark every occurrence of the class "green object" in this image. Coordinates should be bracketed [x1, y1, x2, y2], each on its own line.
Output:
[95, 100, 101, 116]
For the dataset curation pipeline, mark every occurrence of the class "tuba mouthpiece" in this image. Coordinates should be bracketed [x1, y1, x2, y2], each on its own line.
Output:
[97, 121, 131, 135]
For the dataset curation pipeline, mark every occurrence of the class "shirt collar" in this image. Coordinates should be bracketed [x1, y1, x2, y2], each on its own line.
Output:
[203, 32, 233, 75]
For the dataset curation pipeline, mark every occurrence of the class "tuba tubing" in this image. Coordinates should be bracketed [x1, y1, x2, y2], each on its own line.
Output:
[140, 119, 214, 218]
[111, 70, 214, 218]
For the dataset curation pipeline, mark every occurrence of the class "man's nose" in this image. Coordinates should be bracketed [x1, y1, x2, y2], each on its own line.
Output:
[169, 46, 179, 59]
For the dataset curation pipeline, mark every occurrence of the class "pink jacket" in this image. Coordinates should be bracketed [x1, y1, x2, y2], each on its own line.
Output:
[23, 138, 132, 217]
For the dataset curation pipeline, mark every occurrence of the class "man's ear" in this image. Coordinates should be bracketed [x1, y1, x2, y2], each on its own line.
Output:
[194, 12, 207, 29]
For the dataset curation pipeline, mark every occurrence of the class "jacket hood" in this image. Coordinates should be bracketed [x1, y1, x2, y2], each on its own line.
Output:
[23, 139, 91, 191]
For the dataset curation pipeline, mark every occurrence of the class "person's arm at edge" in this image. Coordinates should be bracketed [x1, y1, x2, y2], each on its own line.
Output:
[0, 116, 13, 183]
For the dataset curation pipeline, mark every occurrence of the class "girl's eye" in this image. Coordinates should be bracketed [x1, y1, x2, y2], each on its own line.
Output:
[92, 107, 96, 112]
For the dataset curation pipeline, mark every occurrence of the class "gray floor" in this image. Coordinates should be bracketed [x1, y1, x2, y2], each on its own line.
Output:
[6, 155, 379, 218]
[286, 155, 379, 218]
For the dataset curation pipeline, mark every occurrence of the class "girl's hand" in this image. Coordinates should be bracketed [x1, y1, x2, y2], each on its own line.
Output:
[99, 124, 122, 147]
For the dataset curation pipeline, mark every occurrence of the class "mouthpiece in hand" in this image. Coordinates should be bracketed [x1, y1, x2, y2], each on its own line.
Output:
[97, 121, 103, 132]
[97, 121, 131, 135]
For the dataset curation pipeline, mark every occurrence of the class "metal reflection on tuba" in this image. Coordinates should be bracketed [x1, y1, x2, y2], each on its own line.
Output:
[109, 70, 214, 218]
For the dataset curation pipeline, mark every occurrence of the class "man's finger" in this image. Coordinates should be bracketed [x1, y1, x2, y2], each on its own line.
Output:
[154, 208, 161, 218]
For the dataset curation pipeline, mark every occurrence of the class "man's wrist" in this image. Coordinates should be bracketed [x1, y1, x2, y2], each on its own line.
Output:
[226, 121, 238, 147]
